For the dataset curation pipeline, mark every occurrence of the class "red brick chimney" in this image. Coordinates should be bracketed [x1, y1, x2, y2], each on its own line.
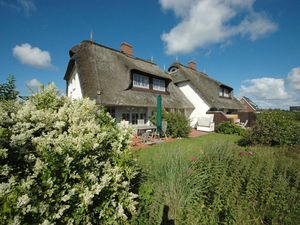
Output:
[120, 42, 133, 56]
[188, 61, 196, 70]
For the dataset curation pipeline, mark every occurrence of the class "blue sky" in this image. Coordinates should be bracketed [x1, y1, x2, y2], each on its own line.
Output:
[0, 0, 299, 109]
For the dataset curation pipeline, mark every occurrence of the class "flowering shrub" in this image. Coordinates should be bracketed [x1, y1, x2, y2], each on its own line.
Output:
[0, 85, 138, 224]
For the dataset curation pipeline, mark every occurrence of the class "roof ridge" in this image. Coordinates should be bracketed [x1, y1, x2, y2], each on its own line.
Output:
[81, 40, 158, 66]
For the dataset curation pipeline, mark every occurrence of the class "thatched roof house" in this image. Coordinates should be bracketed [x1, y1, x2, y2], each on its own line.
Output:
[64, 40, 193, 124]
[64, 40, 242, 127]
[168, 62, 243, 126]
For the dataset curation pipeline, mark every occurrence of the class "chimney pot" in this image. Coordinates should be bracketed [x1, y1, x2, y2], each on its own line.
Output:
[188, 61, 196, 70]
[120, 42, 133, 56]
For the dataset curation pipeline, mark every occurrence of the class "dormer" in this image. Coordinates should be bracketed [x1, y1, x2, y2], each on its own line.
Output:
[219, 85, 233, 98]
[131, 70, 169, 94]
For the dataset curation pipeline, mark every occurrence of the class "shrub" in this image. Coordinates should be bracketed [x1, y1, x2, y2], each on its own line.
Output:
[151, 111, 190, 138]
[216, 121, 245, 135]
[239, 111, 300, 146]
[0, 85, 138, 224]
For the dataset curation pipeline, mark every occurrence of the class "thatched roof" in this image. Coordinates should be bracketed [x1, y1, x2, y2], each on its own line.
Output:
[64, 41, 193, 109]
[168, 62, 243, 110]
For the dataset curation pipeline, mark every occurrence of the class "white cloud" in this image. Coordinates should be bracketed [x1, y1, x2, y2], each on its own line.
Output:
[160, 0, 278, 54]
[0, 0, 36, 16]
[287, 67, 300, 91]
[239, 67, 300, 109]
[13, 43, 54, 69]
[240, 78, 289, 100]
[27, 78, 42, 88]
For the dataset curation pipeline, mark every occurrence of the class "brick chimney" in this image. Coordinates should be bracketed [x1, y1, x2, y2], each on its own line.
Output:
[188, 61, 196, 70]
[120, 42, 133, 56]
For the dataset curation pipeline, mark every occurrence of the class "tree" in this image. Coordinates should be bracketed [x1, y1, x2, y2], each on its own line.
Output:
[0, 75, 19, 101]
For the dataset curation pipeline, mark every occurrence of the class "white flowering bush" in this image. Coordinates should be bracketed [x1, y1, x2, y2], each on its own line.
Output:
[0, 85, 138, 224]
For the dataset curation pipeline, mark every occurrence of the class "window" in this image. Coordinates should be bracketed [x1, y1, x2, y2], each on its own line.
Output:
[219, 87, 231, 98]
[107, 107, 115, 118]
[122, 113, 130, 121]
[133, 73, 149, 89]
[131, 113, 139, 124]
[153, 78, 166, 92]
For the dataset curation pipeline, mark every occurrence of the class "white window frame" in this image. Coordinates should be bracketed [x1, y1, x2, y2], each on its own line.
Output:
[133, 73, 149, 89]
[153, 78, 166, 92]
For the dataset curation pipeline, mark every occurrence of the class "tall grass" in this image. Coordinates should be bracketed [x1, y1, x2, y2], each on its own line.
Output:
[132, 141, 300, 225]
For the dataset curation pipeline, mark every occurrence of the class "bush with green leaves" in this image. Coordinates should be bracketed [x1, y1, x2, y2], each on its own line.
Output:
[151, 111, 190, 138]
[216, 121, 245, 135]
[239, 111, 300, 146]
[0, 85, 138, 224]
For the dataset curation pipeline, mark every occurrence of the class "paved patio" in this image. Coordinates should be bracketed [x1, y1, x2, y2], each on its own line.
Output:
[130, 128, 210, 149]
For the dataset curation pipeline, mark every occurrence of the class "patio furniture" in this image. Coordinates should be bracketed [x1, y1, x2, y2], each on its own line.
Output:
[239, 120, 248, 128]
[162, 120, 168, 138]
[196, 115, 215, 132]
[137, 119, 145, 125]
[135, 125, 157, 136]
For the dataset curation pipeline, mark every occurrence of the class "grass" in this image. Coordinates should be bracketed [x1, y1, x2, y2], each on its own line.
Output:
[135, 133, 241, 166]
[131, 133, 300, 225]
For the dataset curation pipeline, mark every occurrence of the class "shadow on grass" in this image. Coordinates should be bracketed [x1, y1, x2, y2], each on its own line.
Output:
[161, 205, 175, 225]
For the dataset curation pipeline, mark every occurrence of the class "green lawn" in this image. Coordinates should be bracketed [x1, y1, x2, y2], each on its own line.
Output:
[131, 133, 300, 225]
[135, 133, 241, 165]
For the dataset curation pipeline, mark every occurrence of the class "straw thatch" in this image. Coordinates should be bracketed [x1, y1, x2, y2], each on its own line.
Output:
[168, 62, 243, 110]
[64, 41, 193, 109]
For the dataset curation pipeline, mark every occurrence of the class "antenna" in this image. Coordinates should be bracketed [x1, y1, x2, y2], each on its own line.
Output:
[90, 30, 93, 42]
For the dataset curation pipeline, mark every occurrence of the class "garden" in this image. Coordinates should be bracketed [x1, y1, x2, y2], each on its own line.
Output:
[1, 78, 299, 224]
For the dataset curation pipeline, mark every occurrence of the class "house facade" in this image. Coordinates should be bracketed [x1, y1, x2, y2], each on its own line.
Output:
[240, 96, 258, 112]
[64, 40, 242, 127]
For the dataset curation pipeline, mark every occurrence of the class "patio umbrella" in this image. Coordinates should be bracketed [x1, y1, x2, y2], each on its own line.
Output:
[156, 95, 162, 136]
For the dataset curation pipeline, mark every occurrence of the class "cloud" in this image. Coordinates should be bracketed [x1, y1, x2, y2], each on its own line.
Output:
[240, 78, 289, 100]
[0, 0, 36, 16]
[27, 78, 42, 88]
[287, 67, 300, 91]
[239, 67, 300, 109]
[160, 0, 278, 54]
[13, 43, 54, 69]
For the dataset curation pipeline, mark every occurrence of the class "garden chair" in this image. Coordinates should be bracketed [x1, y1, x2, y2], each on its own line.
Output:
[196, 115, 215, 132]
[162, 120, 168, 138]
[239, 120, 248, 128]
[137, 119, 145, 125]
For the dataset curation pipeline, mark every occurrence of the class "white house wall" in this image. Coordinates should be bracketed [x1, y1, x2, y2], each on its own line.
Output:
[67, 68, 83, 100]
[177, 82, 210, 127]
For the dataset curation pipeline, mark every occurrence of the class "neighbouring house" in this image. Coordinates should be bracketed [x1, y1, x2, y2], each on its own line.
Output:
[290, 106, 300, 112]
[240, 96, 259, 113]
[64, 40, 243, 128]
[64, 40, 194, 125]
[167, 62, 243, 126]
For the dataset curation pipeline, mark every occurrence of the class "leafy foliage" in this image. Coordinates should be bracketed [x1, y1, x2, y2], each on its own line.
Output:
[239, 111, 300, 146]
[216, 121, 245, 135]
[0, 84, 138, 224]
[151, 111, 190, 138]
[133, 140, 300, 225]
[0, 75, 19, 101]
